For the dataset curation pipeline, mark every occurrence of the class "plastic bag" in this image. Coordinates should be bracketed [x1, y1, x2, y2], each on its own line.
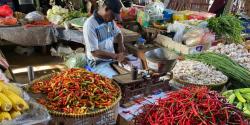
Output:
[0, 82, 50, 125]
[183, 28, 215, 47]
[137, 10, 150, 27]
[0, 70, 9, 83]
[183, 28, 205, 46]
[65, 53, 87, 68]
[0, 5, 13, 17]
[144, 2, 165, 18]
[25, 11, 45, 22]
[167, 21, 186, 42]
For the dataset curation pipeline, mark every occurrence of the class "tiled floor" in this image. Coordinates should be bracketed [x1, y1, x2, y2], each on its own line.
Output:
[0, 46, 66, 83]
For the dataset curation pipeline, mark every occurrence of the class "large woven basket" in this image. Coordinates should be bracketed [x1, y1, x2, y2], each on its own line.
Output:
[28, 73, 121, 124]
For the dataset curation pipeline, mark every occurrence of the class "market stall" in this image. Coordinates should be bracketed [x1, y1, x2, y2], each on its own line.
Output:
[0, 0, 250, 125]
[0, 5, 140, 46]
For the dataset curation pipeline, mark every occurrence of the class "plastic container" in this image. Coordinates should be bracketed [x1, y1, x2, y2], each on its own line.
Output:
[163, 9, 173, 21]
[145, 48, 177, 73]
[173, 13, 185, 21]
[137, 37, 146, 49]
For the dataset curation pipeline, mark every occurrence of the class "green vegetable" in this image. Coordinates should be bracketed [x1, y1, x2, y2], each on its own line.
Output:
[236, 102, 243, 110]
[239, 88, 250, 94]
[235, 90, 246, 103]
[242, 94, 250, 101]
[64, 10, 88, 21]
[243, 103, 250, 117]
[228, 94, 236, 104]
[207, 14, 244, 43]
[186, 53, 250, 88]
[222, 90, 233, 97]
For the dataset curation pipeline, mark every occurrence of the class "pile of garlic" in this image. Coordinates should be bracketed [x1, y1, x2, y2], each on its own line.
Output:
[172, 60, 228, 85]
[208, 43, 250, 71]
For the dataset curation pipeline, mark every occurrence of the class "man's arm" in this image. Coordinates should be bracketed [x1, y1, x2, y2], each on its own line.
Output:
[115, 33, 126, 53]
[114, 22, 126, 53]
[91, 50, 117, 59]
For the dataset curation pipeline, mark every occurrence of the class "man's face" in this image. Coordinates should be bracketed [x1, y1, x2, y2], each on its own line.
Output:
[103, 8, 115, 22]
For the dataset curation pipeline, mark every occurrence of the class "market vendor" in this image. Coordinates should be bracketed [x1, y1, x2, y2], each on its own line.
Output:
[83, 0, 126, 78]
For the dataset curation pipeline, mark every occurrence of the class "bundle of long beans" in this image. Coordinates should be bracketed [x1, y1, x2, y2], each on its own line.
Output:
[186, 52, 250, 87]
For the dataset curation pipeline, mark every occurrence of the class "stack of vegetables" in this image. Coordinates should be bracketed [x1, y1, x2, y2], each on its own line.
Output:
[223, 88, 250, 117]
[46, 5, 87, 25]
[135, 86, 248, 125]
[186, 52, 250, 88]
[30, 68, 120, 114]
[207, 14, 244, 43]
[0, 81, 29, 122]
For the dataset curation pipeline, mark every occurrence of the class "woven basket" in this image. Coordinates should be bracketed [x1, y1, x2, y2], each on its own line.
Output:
[173, 76, 227, 89]
[28, 73, 121, 124]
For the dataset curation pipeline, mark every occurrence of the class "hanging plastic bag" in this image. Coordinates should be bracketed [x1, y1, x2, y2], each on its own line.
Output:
[0, 5, 13, 17]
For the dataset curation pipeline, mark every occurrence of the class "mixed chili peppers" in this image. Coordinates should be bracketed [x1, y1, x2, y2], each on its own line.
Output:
[135, 86, 248, 125]
[31, 68, 119, 114]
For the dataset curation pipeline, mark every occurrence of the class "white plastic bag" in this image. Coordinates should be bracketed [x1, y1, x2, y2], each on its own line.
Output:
[167, 21, 186, 42]
[0, 81, 50, 125]
[25, 11, 45, 22]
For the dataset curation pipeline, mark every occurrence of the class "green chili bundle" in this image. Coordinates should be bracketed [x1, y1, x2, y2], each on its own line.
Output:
[186, 52, 250, 87]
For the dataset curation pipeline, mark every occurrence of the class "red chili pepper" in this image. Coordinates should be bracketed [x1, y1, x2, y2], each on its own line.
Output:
[134, 86, 247, 125]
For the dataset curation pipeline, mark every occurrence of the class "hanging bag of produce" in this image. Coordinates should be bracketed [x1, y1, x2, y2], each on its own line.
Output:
[0, 5, 13, 17]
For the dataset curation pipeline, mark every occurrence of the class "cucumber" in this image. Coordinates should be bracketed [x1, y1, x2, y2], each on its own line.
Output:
[239, 88, 250, 94]
[242, 94, 250, 101]
[222, 90, 234, 97]
[227, 94, 236, 104]
[243, 103, 250, 117]
[234, 90, 246, 103]
[244, 111, 250, 117]
[236, 102, 243, 110]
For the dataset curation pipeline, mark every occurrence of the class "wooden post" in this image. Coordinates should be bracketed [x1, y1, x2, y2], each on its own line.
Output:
[246, 0, 250, 16]
[223, 0, 234, 14]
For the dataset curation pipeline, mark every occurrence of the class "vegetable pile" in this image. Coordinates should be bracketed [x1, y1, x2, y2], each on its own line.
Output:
[135, 86, 248, 125]
[30, 68, 119, 114]
[223, 88, 250, 117]
[207, 14, 244, 43]
[186, 53, 250, 88]
[46, 5, 87, 25]
[0, 81, 29, 122]
[172, 60, 228, 85]
[208, 43, 250, 71]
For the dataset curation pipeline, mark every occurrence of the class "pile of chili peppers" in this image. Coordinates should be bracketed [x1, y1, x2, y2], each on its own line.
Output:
[135, 86, 248, 125]
[31, 68, 119, 114]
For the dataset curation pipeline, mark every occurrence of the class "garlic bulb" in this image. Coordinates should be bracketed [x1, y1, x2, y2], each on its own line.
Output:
[172, 60, 228, 85]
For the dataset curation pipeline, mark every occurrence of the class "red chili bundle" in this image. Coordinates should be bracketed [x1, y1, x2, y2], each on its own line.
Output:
[135, 86, 248, 125]
[31, 68, 119, 114]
